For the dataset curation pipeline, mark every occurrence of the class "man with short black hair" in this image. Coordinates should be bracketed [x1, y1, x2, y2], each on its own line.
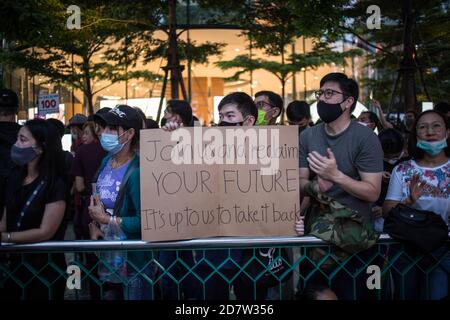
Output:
[218, 91, 257, 126]
[0, 89, 21, 214]
[298, 72, 383, 299]
[254, 90, 283, 125]
[286, 100, 311, 133]
[199, 92, 260, 300]
[300, 73, 382, 209]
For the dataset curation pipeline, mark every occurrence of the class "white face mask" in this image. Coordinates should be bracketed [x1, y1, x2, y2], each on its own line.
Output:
[384, 151, 404, 165]
[358, 121, 369, 127]
[385, 158, 398, 165]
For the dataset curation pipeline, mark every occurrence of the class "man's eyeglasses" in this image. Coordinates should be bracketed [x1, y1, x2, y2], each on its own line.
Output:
[315, 89, 346, 100]
[256, 101, 276, 110]
[416, 122, 445, 133]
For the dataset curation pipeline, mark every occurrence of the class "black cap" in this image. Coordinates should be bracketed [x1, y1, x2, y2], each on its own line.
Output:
[92, 107, 112, 123]
[96, 107, 112, 115]
[0, 89, 19, 109]
[94, 105, 142, 132]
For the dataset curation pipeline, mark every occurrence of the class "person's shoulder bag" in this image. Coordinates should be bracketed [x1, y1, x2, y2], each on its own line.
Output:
[384, 203, 448, 253]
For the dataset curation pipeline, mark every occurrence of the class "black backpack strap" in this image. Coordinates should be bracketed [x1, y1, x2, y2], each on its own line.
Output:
[113, 159, 139, 217]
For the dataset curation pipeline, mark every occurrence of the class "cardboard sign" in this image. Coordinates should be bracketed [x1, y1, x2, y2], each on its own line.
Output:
[38, 93, 59, 115]
[140, 126, 300, 242]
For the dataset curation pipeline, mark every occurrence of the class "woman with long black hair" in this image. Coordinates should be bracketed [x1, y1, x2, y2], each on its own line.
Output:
[0, 118, 68, 299]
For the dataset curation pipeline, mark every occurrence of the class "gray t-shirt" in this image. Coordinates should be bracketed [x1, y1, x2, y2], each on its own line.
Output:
[299, 121, 383, 220]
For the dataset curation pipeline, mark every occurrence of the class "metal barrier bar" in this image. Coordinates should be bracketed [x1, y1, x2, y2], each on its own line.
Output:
[0, 234, 396, 252]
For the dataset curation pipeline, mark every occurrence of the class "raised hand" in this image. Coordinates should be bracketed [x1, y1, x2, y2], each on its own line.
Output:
[409, 174, 426, 203]
[372, 99, 382, 110]
[307, 148, 342, 182]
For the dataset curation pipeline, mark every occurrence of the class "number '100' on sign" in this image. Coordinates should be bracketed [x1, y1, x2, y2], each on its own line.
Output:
[38, 93, 60, 115]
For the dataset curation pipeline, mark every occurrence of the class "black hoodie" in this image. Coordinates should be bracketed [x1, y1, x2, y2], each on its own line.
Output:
[0, 121, 21, 211]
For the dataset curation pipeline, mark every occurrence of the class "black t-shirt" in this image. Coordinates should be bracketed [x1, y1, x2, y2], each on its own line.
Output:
[5, 175, 67, 240]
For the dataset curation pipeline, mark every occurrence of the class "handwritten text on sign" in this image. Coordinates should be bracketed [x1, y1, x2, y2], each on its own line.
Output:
[140, 126, 300, 242]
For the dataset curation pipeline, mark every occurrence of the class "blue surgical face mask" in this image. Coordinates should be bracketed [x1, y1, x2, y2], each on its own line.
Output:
[100, 131, 127, 155]
[416, 138, 448, 156]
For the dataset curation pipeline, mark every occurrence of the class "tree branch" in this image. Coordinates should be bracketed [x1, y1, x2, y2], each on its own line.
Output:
[80, 18, 157, 30]
[92, 82, 117, 95]
[340, 26, 396, 58]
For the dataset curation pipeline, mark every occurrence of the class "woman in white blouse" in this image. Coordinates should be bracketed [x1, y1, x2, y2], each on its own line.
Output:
[383, 110, 449, 300]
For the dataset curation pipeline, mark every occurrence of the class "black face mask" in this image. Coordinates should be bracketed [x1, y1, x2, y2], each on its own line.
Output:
[317, 100, 345, 123]
[218, 121, 244, 127]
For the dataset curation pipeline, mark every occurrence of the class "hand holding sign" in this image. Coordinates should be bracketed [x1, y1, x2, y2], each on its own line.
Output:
[162, 121, 183, 132]
[294, 216, 305, 236]
[88, 194, 109, 224]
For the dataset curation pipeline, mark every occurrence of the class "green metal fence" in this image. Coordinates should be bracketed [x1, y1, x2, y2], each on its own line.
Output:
[1, 235, 448, 300]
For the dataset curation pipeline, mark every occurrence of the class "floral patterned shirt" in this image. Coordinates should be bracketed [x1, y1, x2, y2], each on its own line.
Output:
[385, 159, 450, 224]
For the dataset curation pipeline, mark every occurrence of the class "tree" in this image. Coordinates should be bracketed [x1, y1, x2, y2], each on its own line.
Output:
[343, 0, 450, 113]
[216, 43, 362, 117]
[215, 1, 361, 122]
[0, 0, 162, 115]
[140, 0, 227, 122]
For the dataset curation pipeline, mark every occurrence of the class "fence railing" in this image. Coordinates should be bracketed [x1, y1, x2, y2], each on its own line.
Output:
[1, 235, 448, 300]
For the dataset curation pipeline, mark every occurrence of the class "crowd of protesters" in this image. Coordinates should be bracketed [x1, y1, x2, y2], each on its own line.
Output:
[0, 72, 448, 300]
